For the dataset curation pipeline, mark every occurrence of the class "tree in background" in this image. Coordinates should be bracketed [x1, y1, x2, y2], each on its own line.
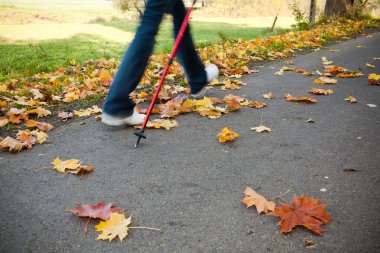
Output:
[113, 0, 147, 17]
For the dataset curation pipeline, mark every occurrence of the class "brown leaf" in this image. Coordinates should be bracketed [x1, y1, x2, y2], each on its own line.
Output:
[284, 93, 318, 103]
[313, 77, 338, 85]
[242, 187, 275, 214]
[248, 101, 267, 109]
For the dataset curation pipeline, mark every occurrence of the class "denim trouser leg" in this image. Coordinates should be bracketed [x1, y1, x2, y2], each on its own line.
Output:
[103, 0, 207, 116]
[170, 1, 207, 94]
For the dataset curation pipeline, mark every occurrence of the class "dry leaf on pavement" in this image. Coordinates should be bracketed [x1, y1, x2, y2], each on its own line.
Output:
[242, 187, 275, 214]
[217, 127, 239, 143]
[262, 92, 275, 99]
[309, 87, 333, 95]
[345, 96, 357, 103]
[251, 125, 271, 133]
[284, 93, 318, 103]
[95, 212, 132, 242]
[313, 77, 338, 85]
[271, 195, 332, 235]
[69, 201, 123, 220]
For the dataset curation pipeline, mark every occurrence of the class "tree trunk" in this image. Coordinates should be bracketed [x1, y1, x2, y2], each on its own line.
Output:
[309, 0, 316, 23]
[324, 0, 355, 17]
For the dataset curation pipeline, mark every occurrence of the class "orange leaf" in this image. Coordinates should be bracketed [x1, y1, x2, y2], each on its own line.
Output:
[284, 93, 318, 103]
[241, 187, 275, 214]
[271, 195, 332, 235]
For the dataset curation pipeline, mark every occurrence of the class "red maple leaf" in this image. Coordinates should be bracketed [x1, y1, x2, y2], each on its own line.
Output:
[69, 201, 123, 220]
[271, 195, 332, 235]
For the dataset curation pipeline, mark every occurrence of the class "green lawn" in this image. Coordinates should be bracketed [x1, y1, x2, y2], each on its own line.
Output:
[0, 20, 288, 82]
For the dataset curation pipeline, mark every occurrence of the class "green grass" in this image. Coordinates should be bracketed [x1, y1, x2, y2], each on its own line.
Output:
[0, 20, 288, 82]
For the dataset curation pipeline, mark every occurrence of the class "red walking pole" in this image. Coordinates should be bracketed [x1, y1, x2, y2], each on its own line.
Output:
[134, 0, 197, 148]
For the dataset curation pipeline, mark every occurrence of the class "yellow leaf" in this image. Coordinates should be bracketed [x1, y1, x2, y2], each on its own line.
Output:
[27, 107, 51, 118]
[217, 127, 239, 143]
[368, 73, 380, 80]
[52, 157, 81, 173]
[95, 213, 131, 242]
[31, 130, 48, 144]
[242, 186, 276, 214]
[366, 63, 375, 68]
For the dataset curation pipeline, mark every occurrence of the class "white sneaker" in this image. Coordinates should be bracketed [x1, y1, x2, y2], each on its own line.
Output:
[191, 64, 219, 99]
[101, 107, 146, 126]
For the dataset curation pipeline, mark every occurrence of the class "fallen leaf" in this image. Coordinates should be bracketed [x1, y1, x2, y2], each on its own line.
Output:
[356, 45, 365, 48]
[95, 212, 132, 242]
[217, 127, 239, 143]
[242, 187, 276, 214]
[321, 56, 333, 65]
[16, 130, 37, 149]
[284, 93, 318, 103]
[135, 119, 178, 130]
[366, 63, 375, 68]
[262, 92, 275, 99]
[0, 136, 24, 152]
[30, 88, 44, 99]
[309, 87, 333, 95]
[345, 96, 357, 103]
[58, 112, 74, 121]
[251, 125, 271, 133]
[320, 188, 327, 192]
[249, 101, 267, 109]
[52, 157, 80, 173]
[368, 73, 380, 85]
[159, 100, 182, 118]
[27, 107, 51, 118]
[307, 118, 315, 123]
[74, 106, 102, 117]
[25, 120, 54, 131]
[271, 195, 332, 235]
[69, 201, 123, 220]
[0, 117, 9, 128]
[313, 77, 338, 85]
[366, 104, 377, 108]
[31, 130, 48, 143]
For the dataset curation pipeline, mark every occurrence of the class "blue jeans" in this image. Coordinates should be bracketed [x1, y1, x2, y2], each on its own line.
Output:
[103, 0, 207, 117]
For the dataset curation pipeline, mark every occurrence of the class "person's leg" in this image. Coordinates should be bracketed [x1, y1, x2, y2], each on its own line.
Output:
[103, 0, 168, 117]
[170, 1, 208, 94]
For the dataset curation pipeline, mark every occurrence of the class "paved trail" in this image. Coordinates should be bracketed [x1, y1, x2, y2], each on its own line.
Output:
[1, 32, 379, 253]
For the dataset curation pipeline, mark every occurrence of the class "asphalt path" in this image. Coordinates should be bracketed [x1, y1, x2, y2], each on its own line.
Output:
[1, 31, 379, 253]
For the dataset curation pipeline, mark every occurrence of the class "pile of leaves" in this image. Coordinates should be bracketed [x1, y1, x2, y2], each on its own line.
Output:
[1, 18, 378, 152]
